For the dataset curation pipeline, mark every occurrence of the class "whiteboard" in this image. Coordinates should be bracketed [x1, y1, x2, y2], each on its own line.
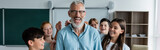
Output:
[52, 9, 109, 37]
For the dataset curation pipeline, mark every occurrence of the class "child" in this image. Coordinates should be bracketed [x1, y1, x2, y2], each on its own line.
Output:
[99, 18, 110, 41]
[89, 18, 99, 29]
[22, 27, 45, 50]
[102, 18, 130, 50]
[40, 21, 56, 50]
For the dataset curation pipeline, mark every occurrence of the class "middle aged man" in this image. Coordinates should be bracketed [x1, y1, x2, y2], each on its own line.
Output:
[56, 1, 102, 50]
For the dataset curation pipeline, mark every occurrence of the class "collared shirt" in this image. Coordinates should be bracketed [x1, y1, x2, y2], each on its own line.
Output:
[56, 24, 102, 50]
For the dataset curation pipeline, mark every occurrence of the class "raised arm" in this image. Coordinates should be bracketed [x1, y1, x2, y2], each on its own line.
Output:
[54, 21, 62, 40]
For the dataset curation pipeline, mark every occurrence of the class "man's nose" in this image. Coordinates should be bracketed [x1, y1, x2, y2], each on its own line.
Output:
[75, 11, 81, 17]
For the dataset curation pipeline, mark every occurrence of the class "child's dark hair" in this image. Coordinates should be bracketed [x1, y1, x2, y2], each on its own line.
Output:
[22, 27, 44, 47]
[102, 18, 126, 50]
[100, 18, 111, 26]
[100, 18, 111, 50]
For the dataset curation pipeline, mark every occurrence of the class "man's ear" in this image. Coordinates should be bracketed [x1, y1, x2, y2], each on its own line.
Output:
[68, 11, 71, 18]
[28, 40, 33, 46]
[120, 30, 124, 34]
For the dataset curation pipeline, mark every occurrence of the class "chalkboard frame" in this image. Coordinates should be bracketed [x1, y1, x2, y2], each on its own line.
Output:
[0, 9, 3, 45]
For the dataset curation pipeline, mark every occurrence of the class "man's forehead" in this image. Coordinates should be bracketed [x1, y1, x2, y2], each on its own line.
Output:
[70, 4, 85, 10]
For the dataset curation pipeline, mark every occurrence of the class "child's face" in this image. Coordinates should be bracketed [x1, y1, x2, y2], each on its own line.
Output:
[43, 24, 53, 37]
[31, 36, 45, 50]
[109, 22, 124, 38]
[100, 21, 109, 34]
[90, 21, 99, 29]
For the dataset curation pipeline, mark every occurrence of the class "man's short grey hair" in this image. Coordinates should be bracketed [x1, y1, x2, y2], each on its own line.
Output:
[70, 1, 85, 9]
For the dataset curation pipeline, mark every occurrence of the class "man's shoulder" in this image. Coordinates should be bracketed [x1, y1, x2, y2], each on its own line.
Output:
[58, 25, 71, 33]
[86, 24, 98, 32]
[85, 25, 99, 35]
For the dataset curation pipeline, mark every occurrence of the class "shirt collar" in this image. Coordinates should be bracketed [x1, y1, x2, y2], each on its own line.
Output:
[69, 23, 87, 33]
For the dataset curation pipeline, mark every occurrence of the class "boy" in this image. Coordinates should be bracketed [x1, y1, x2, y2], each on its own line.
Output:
[22, 27, 45, 50]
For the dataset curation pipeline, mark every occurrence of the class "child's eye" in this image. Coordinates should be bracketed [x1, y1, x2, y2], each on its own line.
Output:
[49, 28, 52, 30]
[43, 29, 47, 30]
[39, 38, 42, 40]
[105, 25, 107, 27]
[114, 27, 118, 29]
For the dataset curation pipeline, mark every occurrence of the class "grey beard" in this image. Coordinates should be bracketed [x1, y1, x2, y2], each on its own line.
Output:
[71, 18, 85, 28]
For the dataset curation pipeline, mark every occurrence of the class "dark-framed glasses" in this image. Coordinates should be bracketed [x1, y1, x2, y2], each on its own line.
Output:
[70, 10, 86, 14]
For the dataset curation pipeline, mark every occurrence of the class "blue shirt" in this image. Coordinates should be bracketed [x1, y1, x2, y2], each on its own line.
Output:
[100, 33, 105, 41]
[99, 31, 108, 42]
[56, 24, 102, 50]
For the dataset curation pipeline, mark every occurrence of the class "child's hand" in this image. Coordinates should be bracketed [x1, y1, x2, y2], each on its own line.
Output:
[55, 21, 62, 31]
[65, 20, 71, 26]
[50, 40, 56, 50]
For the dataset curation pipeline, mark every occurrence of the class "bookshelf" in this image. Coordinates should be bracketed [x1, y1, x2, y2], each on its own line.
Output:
[114, 11, 148, 50]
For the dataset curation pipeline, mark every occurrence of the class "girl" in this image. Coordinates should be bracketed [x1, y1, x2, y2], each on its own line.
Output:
[41, 21, 57, 50]
[102, 18, 130, 50]
[89, 18, 99, 29]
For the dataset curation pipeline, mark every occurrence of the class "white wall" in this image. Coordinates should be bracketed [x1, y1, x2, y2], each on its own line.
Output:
[0, 0, 108, 8]
[0, 0, 155, 50]
[154, 0, 160, 50]
[0, 0, 50, 9]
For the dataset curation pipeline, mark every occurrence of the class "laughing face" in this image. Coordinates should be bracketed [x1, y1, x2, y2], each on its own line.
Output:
[109, 22, 124, 38]
[68, 3, 86, 28]
[31, 36, 45, 50]
[42, 23, 53, 37]
[90, 21, 99, 29]
[100, 21, 109, 34]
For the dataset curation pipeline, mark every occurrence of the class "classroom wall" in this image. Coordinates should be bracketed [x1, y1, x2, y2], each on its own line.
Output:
[155, 0, 160, 50]
[0, 0, 49, 9]
[0, 0, 155, 50]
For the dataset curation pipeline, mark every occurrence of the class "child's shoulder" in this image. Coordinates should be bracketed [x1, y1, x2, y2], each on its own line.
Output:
[123, 43, 130, 50]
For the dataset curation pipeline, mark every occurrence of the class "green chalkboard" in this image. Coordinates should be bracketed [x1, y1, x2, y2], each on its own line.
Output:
[5, 9, 49, 45]
[0, 9, 2, 45]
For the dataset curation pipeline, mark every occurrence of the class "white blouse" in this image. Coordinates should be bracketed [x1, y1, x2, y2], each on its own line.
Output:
[106, 42, 130, 50]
